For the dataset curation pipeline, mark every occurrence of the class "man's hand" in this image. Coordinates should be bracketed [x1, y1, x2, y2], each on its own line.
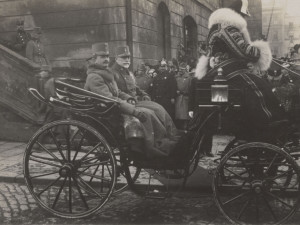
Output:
[188, 111, 194, 118]
[127, 98, 136, 105]
[142, 95, 151, 101]
[171, 98, 175, 104]
[132, 109, 147, 122]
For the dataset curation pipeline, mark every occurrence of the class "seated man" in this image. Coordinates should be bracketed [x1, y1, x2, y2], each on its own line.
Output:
[194, 0, 286, 145]
[84, 42, 178, 158]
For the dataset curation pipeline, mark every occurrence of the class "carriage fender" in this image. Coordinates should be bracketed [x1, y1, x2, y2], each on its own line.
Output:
[122, 115, 145, 139]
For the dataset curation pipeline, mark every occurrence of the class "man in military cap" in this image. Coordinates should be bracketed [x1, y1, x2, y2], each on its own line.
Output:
[111, 45, 150, 101]
[175, 61, 192, 130]
[13, 18, 31, 56]
[149, 59, 177, 120]
[84, 43, 178, 158]
[26, 27, 50, 66]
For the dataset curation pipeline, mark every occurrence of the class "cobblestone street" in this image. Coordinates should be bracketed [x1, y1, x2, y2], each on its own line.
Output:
[0, 182, 229, 225]
[0, 181, 299, 225]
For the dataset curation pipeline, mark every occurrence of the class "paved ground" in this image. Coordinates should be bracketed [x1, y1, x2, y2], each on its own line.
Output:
[1, 138, 300, 225]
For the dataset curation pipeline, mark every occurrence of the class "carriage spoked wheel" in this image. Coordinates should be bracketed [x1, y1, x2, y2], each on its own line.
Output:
[24, 120, 116, 219]
[213, 142, 300, 225]
[112, 148, 141, 195]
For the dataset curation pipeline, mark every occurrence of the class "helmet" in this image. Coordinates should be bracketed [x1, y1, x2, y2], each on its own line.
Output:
[229, 0, 251, 17]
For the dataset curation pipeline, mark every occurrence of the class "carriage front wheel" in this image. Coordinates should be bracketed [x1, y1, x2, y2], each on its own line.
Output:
[213, 142, 300, 225]
[23, 120, 116, 219]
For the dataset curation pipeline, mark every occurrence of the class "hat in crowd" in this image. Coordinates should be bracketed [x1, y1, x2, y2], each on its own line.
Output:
[115, 45, 130, 57]
[92, 42, 109, 56]
[16, 18, 24, 26]
[137, 63, 146, 72]
[229, 0, 251, 17]
[294, 44, 300, 52]
[282, 62, 290, 68]
[160, 59, 167, 66]
[179, 61, 187, 69]
[27, 26, 42, 34]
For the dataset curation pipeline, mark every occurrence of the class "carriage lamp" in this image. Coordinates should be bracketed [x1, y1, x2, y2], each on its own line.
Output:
[211, 67, 228, 103]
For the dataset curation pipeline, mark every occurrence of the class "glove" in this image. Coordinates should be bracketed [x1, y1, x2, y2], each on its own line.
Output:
[188, 111, 194, 118]
[127, 98, 137, 105]
[132, 109, 147, 123]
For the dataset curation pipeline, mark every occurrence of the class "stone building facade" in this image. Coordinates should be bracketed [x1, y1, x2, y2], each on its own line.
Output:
[0, 0, 220, 70]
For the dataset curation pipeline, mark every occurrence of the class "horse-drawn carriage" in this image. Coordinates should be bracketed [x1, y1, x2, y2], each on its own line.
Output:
[24, 68, 300, 224]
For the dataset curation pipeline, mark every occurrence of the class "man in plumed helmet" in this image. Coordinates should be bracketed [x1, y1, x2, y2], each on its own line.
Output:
[194, 0, 285, 142]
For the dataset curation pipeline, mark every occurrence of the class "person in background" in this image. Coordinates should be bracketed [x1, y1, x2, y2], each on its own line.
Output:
[111, 46, 150, 101]
[84, 42, 178, 158]
[175, 62, 193, 130]
[14, 19, 31, 56]
[26, 27, 50, 66]
[150, 59, 177, 119]
[135, 63, 153, 95]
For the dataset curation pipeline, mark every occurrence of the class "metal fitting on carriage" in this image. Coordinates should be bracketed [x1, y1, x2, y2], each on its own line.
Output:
[122, 114, 145, 139]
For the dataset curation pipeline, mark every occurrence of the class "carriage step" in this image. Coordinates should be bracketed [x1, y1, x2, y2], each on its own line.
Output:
[145, 190, 170, 199]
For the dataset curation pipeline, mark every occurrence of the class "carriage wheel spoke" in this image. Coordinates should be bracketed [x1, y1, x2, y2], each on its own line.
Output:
[80, 171, 111, 182]
[81, 160, 110, 168]
[264, 190, 294, 208]
[223, 191, 251, 205]
[255, 195, 259, 223]
[78, 176, 104, 198]
[31, 170, 59, 179]
[52, 177, 67, 209]
[72, 130, 86, 162]
[224, 166, 247, 181]
[80, 143, 102, 161]
[68, 176, 72, 213]
[268, 168, 294, 181]
[29, 155, 61, 168]
[262, 195, 278, 221]
[36, 141, 62, 162]
[65, 125, 71, 161]
[48, 129, 67, 161]
[89, 164, 100, 183]
[72, 176, 89, 209]
[265, 153, 279, 175]
[237, 197, 251, 219]
[37, 176, 61, 197]
[237, 153, 251, 175]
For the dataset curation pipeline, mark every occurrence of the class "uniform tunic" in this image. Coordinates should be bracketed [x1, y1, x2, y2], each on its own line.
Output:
[14, 30, 31, 56]
[150, 70, 177, 119]
[175, 72, 192, 120]
[26, 39, 49, 66]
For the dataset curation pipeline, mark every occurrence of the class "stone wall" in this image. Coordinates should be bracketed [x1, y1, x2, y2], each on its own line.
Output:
[0, 0, 127, 69]
[130, 0, 216, 69]
[0, 0, 219, 71]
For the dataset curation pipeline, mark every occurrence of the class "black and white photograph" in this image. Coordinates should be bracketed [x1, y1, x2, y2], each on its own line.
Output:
[0, 0, 300, 224]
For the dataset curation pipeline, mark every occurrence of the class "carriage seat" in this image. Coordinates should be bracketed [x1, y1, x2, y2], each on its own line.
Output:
[45, 78, 120, 116]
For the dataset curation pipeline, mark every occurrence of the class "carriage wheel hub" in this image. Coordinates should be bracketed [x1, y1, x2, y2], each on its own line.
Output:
[59, 164, 75, 177]
[251, 180, 263, 194]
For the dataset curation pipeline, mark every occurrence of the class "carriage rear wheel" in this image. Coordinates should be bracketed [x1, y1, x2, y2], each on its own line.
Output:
[213, 142, 300, 225]
[24, 120, 116, 218]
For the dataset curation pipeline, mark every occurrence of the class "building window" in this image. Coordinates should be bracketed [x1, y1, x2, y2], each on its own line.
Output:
[183, 16, 198, 61]
[157, 2, 171, 60]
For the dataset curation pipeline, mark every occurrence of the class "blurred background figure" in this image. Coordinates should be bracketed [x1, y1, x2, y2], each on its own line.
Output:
[26, 27, 50, 66]
[14, 18, 31, 56]
[175, 62, 192, 130]
[150, 59, 177, 119]
[247, 61, 261, 77]
[135, 63, 153, 95]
